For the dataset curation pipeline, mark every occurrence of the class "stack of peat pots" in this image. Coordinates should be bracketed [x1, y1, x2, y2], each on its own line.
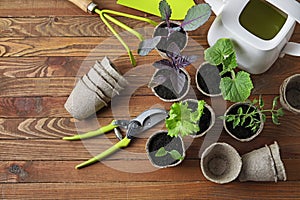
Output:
[65, 57, 128, 120]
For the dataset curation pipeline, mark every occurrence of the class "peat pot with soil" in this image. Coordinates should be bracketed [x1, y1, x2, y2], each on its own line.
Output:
[280, 74, 300, 114]
[183, 99, 215, 138]
[196, 62, 230, 97]
[138, 0, 211, 57]
[222, 96, 284, 142]
[146, 130, 185, 168]
[148, 42, 195, 102]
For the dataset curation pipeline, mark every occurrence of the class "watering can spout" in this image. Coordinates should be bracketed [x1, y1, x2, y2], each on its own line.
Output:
[204, 0, 226, 15]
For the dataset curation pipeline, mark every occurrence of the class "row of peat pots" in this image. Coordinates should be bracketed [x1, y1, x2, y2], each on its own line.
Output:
[145, 73, 300, 184]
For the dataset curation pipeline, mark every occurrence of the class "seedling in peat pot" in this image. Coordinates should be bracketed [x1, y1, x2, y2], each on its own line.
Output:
[138, 0, 211, 56]
[204, 38, 254, 102]
[222, 96, 284, 134]
[149, 43, 197, 97]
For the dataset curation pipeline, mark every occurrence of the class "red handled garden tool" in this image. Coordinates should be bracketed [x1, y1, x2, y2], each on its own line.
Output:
[63, 108, 168, 169]
[67, 0, 159, 66]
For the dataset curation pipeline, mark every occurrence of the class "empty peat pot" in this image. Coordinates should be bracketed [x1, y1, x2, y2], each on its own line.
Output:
[64, 79, 107, 120]
[146, 130, 185, 168]
[238, 141, 287, 182]
[201, 142, 242, 184]
[223, 102, 264, 142]
[183, 99, 216, 138]
[65, 57, 128, 120]
[150, 68, 191, 102]
[280, 74, 300, 114]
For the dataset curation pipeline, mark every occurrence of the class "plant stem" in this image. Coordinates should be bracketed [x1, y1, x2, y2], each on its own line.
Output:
[96, 9, 136, 66]
[101, 9, 158, 26]
[231, 70, 236, 79]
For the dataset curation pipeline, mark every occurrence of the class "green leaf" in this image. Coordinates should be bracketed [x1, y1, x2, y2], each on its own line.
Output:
[220, 71, 253, 102]
[233, 117, 241, 128]
[181, 3, 211, 31]
[166, 101, 205, 137]
[222, 52, 237, 73]
[261, 113, 266, 122]
[204, 38, 235, 66]
[159, 0, 172, 21]
[155, 147, 168, 157]
[277, 108, 284, 117]
[272, 96, 279, 108]
[226, 115, 235, 122]
[237, 107, 243, 115]
[258, 95, 264, 108]
[272, 114, 280, 125]
[169, 150, 184, 160]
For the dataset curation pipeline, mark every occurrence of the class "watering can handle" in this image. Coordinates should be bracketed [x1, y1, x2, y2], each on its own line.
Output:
[68, 0, 97, 13]
[266, 0, 300, 24]
[204, 0, 225, 15]
[281, 42, 300, 57]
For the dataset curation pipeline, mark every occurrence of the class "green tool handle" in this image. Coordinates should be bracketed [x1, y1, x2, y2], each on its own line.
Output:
[75, 137, 131, 169]
[62, 120, 118, 141]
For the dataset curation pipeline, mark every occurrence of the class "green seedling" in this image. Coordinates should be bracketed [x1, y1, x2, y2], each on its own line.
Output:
[155, 147, 184, 161]
[221, 96, 284, 133]
[204, 38, 254, 102]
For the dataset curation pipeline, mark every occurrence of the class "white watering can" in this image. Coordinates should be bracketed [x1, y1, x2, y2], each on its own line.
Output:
[205, 0, 300, 74]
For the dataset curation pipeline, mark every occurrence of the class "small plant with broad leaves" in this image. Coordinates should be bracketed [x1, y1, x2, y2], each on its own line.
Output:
[138, 0, 211, 56]
[149, 42, 197, 94]
[204, 38, 254, 102]
[155, 147, 184, 161]
[166, 100, 206, 137]
[221, 96, 284, 133]
[155, 100, 206, 161]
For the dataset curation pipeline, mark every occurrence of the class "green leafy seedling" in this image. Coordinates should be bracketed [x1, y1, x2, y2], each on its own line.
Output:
[155, 147, 184, 161]
[221, 96, 284, 133]
[204, 38, 254, 102]
[166, 100, 206, 137]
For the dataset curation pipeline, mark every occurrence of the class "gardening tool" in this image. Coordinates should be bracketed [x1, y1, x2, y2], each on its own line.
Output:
[117, 0, 196, 20]
[67, 0, 158, 66]
[63, 108, 168, 169]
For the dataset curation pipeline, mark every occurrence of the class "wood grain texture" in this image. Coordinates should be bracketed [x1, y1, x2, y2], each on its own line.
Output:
[0, 159, 299, 183]
[0, 182, 300, 200]
[0, 0, 300, 199]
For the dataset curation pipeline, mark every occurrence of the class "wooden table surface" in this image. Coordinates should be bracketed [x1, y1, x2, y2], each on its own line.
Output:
[0, 0, 300, 199]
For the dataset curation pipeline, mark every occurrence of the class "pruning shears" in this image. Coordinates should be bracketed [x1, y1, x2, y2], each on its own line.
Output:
[63, 108, 168, 169]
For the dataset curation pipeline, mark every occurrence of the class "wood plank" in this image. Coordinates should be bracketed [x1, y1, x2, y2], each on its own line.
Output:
[0, 109, 299, 140]
[0, 136, 299, 161]
[0, 159, 299, 183]
[0, 16, 160, 37]
[0, 182, 300, 199]
[0, 36, 208, 57]
[0, 94, 298, 118]
[0, 0, 154, 17]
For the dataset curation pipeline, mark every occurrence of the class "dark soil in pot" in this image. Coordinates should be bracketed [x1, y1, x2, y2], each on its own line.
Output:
[186, 101, 211, 136]
[153, 69, 188, 100]
[148, 131, 184, 167]
[153, 22, 187, 54]
[285, 77, 300, 109]
[225, 104, 261, 140]
[196, 64, 230, 95]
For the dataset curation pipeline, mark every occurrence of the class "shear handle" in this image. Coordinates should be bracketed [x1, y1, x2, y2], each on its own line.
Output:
[75, 137, 131, 169]
[62, 120, 118, 141]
